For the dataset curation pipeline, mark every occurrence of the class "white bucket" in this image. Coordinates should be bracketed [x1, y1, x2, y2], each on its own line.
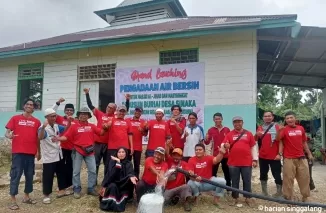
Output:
[137, 193, 164, 213]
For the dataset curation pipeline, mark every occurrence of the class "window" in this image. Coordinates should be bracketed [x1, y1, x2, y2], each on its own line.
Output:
[78, 63, 116, 80]
[17, 63, 44, 111]
[159, 48, 199, 65]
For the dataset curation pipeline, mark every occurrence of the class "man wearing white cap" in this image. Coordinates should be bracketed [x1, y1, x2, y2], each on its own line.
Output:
[143, 108, 172, 158]
[38, 108, 73, 204]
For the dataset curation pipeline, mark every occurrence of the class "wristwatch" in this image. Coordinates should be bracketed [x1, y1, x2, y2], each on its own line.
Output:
[278, 152, 283, 156]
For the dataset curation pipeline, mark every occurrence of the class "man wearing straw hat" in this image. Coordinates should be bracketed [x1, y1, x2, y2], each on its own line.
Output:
[52, 107, 108, 199]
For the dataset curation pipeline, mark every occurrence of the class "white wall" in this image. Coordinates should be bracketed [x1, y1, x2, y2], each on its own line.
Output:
[0, 30, 257, 111]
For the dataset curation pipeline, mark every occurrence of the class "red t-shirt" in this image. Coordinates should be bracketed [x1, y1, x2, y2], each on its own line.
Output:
[142, 157, 168, 185]
[6, 114, 41, 155]
[126, 118, 146, 151]
[165, 156, 189, 190]
[257, 124, 280, 160]
[205, 126, 230, 157]
[64, 121, 102, 156]
[55, 115, 77, 150]
[188, 155, 214, 179]
[224, 130, 256, 167]
[167, 118, 186, 149]
[107, 118, 131, 150]
[147, 120, 171, 150]
[94, 109, 114, 144]
[279, 125, 306, 158]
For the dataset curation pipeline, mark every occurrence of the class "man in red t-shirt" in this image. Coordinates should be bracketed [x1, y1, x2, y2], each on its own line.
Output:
[105, 105, 133, 168]
[52, 97, 77, 193]
[164, 148, 192, 211]
[5, 98, 41, 210]
[276, 111, 313, 202]
[144, 108, 171, 158]
[187, 144, 226, 208]
[136, 147, 168, 202]
[222, 116, 257, 207]
[204, 112, 231, 187]
[126, 106, 147, 179]
[167, 105, 186, 150]
[83, 88, 130, 180]
[255, 111, 282, 197]
[53, 107, 107, 199]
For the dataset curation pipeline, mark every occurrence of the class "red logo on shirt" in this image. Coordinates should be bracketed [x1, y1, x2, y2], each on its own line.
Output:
[77, 126, 92, 133]
[131, 121, 141, 127]
[232, 134, 247, 141]
[102, 116, 109, 121]
[18, 120, 35, 127]
[153, 124, 166, 129]
[288, 130, 302, 136]
[195, 162, 207, 169]
[114, 121, 127, 126]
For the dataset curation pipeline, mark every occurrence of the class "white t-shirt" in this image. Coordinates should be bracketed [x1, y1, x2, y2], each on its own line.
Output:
[182, 125, 204, 157]
[39, 124, 64, 164]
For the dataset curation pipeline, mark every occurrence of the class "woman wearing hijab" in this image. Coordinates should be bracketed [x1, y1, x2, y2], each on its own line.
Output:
[99, 147, 138, 212]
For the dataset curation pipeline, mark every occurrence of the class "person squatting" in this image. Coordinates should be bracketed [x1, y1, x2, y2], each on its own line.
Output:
[4, 92, 316, 212]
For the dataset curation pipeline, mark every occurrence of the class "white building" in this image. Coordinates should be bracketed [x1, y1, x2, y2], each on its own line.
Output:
[1, 0, 325, 137]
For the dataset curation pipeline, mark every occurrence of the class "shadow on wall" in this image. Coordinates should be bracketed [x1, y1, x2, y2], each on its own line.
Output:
[204, 104, 256, 133]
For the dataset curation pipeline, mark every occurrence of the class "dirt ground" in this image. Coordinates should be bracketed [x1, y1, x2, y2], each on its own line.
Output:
[0, 158, 326, 213]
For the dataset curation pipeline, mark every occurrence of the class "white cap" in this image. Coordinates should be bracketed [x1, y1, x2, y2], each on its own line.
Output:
[156, 108, 164, 114]
[44, 108, 56, 116]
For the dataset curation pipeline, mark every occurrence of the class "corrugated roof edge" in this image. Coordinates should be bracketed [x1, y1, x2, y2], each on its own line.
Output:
[0, 16, 297, 59]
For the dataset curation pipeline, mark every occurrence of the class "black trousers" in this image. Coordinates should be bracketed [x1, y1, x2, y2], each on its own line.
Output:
[229, 166, 252, 199]
[135, 180, 156, 202]
[212, 158, 231, 189]
[133, 150, 142, 179]
[94, 143, 108, 178]
[62, 149, 73, 189]
[43, 158, 65, 195]
[308, 159, 315, 190]
[259, 158, 282, 185]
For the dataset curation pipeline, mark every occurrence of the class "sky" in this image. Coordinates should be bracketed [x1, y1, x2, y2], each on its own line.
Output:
[0, 0, 325, 48]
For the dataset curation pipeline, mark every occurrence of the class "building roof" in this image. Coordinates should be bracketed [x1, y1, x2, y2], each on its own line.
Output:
[257, 26, 326, 89]
[0, 14, 297, 54]
[117, 0, 154, 7]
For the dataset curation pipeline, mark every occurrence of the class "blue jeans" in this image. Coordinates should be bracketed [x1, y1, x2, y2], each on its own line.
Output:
[10, 153, 35, 196]
[229, 166, 252, 198]
[71, 150, 96, 193]
[187, 176, 226, 197]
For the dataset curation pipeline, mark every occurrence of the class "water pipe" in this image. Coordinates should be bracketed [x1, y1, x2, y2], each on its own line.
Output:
[175, 167, 326, 208]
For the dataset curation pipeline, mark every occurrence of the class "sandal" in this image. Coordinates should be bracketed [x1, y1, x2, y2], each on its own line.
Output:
[56, 193, 67, 198]
[22, 198, 37, 204]
[9, 203, 19, 210]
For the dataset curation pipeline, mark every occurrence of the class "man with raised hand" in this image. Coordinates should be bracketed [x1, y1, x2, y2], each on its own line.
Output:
[83, 88, 130, 181]
[5, 98, 41, 210]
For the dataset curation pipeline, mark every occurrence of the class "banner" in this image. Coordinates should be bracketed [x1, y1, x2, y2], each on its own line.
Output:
[115, 62, 205, 144]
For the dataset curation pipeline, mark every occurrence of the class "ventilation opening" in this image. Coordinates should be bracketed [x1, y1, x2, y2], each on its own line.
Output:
[112, 8, 170, 24]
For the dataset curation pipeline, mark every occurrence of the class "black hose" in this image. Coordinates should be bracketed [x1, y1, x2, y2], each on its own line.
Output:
[175, 167, 326, 208]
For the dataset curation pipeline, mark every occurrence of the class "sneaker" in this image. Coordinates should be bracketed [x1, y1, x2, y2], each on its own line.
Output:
[87, 190, 98, 196]
[74, 192, 81, 199]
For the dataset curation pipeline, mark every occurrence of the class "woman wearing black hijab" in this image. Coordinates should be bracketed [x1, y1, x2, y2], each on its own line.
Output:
[99, 147, 138, 212]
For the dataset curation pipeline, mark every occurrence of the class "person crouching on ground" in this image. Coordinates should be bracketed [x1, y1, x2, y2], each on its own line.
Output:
[99, 147, 138, 212]
[135, 147, 168, 203]
[222, 116, 258, 207]
[276, 111, 313, 202]
[38, 108, 73, 204]
[187, 144, 227, 209]
[164, 148, 192, 212]
[52, 107, 108, 199]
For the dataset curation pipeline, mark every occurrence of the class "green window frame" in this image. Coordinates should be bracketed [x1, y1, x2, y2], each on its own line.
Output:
[16, 63, 44, 111]
[159, 48, 199, 65]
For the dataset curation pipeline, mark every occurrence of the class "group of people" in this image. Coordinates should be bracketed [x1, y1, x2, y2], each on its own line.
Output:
[4, 89, 317, 212]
